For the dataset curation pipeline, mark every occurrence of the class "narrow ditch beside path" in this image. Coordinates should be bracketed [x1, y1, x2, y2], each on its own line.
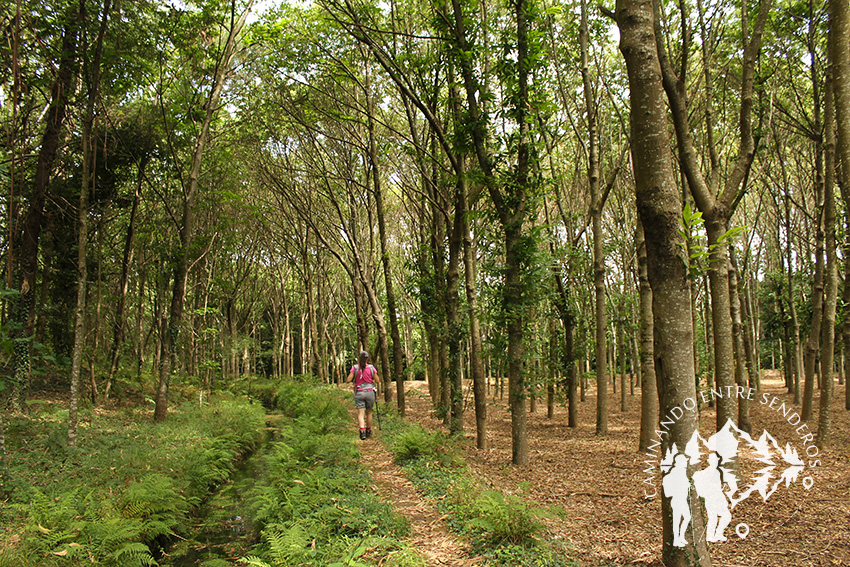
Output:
[357, 433, 483, 567]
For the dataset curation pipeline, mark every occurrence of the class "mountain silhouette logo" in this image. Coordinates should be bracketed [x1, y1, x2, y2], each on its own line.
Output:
[660, 419, 810, 546]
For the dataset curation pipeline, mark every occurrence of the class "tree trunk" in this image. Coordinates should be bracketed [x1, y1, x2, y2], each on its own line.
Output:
[582, 0, 607, 435]
[637, 220, 658, 452]
[656, 0, 771, 431]
[566, 311, 578, 427]
[616, 0, 711, 562]
[619, 314, 627, 412]
[366, 73, 405, 413]
[728, 248, 751, 433]
[154, 1, 253, 421]
[307, 269, 322, 381]
[106, 157, 144, 400]
[70, 0, 111, 445]
[829, 0, 850, 413]
[445, 186, 464, 433]
[818, 46, 838, 445]
[783, 186, 804, 403]
[11, 3, 80, 411]
[505, 223, 528, 464]
[803, 14, 826, 420]
[463, 203, 487, 448]
[741, 275, 759, 390]
[802, 197, 824, 422]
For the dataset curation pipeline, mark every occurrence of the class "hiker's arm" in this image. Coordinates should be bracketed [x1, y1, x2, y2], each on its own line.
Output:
[345, 369, 354, 383]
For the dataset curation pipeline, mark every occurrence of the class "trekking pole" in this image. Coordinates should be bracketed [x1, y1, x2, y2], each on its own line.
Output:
[374, 392, 382, 430]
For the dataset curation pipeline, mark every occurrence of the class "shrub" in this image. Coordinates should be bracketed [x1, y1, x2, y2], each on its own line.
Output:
[465, 489, 549, 545]
[388, 425, 442, 465]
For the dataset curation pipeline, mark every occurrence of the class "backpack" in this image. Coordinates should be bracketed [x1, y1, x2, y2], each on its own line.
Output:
[354, 364, 375, 391]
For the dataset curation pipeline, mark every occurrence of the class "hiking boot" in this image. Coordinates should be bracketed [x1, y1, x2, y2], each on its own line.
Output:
[359, 428, 366, 440]
[365, 428, 372, 439]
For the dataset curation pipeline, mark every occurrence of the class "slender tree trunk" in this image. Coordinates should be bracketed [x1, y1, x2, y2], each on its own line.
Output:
[547, 317, 556, 419]
[155, 1, 253, 421]
[505, 222, 528, 464]
[445, 189, 464, 433]
[357, 267, 392, 402]
[71, 0, 111, 445]
[818, 54, 838, 445]
[804, 10, 826, 420]
[106, 158, 144, 399]
[637, 221, 658, 452]
[366, 73, 405, 413]
[829, 0, 850, 413]
[741, 275, 759, 390]
[704, 222, 738, 428]
[0, 410, 7, 494]
[307, 270, 322, 380]
[582, 0, 607, 435]
[619, 314, 627, 412]
[657, 0, 771, 431]
[91, 214, 104, 399]
[728, 248, 751, 432]
[617, 0, 711, 562]
[445, 0, 534, 464]
[135, 269, 146, 381]
[802, 200, 824, 422]
[464, 205, 487, 448]
[353, 277, 369, 350]
[566, 312, 578, 426]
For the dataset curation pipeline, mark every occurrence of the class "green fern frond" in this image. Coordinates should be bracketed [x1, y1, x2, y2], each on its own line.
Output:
[113, 542, 158, 566]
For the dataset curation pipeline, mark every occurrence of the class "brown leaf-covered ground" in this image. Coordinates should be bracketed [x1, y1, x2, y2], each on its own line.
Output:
[396, 373, 850, 567]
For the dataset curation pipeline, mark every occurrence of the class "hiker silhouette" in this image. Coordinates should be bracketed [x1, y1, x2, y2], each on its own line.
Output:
[693, 453, 733, 542]
[662, 453, 691, 547]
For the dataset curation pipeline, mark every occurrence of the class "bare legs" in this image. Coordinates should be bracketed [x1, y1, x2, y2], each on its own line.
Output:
[357, 408, 373, 429]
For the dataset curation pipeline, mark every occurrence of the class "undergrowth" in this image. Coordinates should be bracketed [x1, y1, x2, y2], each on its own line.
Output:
[0, 396, 265, 567]
[381, 412, 575, 567]
[240, 380, 424, 567]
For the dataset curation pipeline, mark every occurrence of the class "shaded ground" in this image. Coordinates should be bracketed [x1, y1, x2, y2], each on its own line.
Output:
[400, 373, 850, 567]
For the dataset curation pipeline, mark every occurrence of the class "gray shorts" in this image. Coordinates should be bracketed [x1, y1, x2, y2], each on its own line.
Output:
[354, 388, 376, 409]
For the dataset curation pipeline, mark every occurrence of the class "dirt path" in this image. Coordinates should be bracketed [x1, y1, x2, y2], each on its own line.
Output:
[356, 431, 483, 567]
[342, 393, 482, 566]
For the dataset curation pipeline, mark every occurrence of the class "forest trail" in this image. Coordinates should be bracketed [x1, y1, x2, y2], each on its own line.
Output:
[353, 415, 483, 566]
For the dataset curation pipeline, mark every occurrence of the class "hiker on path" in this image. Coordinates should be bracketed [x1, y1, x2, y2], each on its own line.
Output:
[346, 350, 378, 440]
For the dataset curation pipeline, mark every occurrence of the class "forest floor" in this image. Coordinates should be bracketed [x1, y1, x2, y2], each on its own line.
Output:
[395, 373, 850, 567]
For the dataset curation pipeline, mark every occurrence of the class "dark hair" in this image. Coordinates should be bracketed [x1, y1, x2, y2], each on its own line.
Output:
[358, 351, 369, 369]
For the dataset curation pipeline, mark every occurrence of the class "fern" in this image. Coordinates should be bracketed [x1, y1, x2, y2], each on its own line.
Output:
[465, 490, 551, 545]
[119, 473, 184, 541]
[261, 523, 316, 565]
[112, 542, 158, 566]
